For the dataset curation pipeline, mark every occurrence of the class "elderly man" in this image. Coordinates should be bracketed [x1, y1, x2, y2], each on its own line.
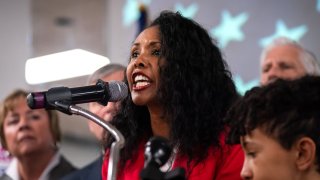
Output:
[260, 37, 320, 85]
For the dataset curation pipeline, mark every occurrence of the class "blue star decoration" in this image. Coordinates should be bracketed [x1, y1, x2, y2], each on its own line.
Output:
[259, 20, 308, 47]
[174, 2, 199, 19]
[234, 75, 259, 96]
[122, 0, 152, 27]
[317, 0, 320, 12]
[210, 10, 249, 48]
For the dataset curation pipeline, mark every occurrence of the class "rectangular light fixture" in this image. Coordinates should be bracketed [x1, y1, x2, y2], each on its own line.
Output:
[25, 49, 110, 84]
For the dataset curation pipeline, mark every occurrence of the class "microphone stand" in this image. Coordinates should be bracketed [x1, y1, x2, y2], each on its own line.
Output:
[53, 101, 125, 180]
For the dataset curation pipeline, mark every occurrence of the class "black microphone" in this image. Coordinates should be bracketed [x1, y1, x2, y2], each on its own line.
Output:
[144, 136, 172, 169]
[27, 80, 128, 110]
[140, 137, 186, 180]
[140, 136, 171, 180]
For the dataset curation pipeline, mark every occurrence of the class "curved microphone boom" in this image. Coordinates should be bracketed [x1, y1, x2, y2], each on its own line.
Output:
[27, 80, 128, 110]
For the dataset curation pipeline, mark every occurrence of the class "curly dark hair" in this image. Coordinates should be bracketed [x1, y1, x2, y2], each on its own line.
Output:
[225, 75, 320, 170]
[105, 11, 238, 170]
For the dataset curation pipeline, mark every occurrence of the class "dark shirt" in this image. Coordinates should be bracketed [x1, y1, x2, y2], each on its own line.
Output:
[0, 155, 77, 180]
[61, 156, 102, 180]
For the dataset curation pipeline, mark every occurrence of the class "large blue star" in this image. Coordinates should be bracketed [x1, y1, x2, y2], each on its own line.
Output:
[234, 75, 259, 96]
[259, 20, 308, 47]
[174, 2, 198, 19]
[122, 0, 152, 27]
[317, 0, 320, 12]
[210, 10, 249, 48]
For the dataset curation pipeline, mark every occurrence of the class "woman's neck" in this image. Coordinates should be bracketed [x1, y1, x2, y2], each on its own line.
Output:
[148, 105, 170, 139]
[17, 149, 56, 180]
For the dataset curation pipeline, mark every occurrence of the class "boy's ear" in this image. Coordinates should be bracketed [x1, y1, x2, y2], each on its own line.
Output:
[294, 137, 316, 171]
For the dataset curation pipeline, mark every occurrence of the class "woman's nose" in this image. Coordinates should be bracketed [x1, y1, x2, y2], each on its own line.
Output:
[134, 54, 146, 68]
[18, 116, 30, 130]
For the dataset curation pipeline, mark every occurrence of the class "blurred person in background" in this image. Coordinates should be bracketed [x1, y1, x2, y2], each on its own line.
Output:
[0, 89, 76, 180]
[62, 63, 125, 180]
[260, 36, 320, 86]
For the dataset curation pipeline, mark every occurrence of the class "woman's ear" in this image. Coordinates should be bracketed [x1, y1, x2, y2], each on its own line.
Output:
[294, 137, 316, 171]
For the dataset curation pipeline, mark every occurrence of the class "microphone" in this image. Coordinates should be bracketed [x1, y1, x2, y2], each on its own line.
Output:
[27, 80, 128, 110]
[144, 136, 172, 169]
[140, 137, 186, 180]
[140, 136, 172, 180]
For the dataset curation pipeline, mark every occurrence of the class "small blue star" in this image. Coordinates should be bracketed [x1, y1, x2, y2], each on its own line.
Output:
[234, 75, 259, 96]
[174, 3, 199, 19]
[210, 10, 249, 48]
[259, 20, 308, 47]
[317, 0, 320, 12]
[122, 0, 151, 27]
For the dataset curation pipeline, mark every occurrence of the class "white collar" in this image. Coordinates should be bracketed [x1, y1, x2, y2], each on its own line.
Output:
[5, 158, 19, 180]
[5, 151, 61, 180]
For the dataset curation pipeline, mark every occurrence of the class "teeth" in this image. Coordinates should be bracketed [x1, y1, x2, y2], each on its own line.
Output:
[134, 75, 149, 82]
[136, 81, 150, 87]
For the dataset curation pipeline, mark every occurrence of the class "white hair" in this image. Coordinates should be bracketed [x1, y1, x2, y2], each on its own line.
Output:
[87, 63, 126, 85]
[260, 37, 320, 76]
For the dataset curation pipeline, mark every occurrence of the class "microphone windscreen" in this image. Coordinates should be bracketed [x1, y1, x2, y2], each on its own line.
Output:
[27, 92, 45, 109]
[108, 81, 128, 102]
